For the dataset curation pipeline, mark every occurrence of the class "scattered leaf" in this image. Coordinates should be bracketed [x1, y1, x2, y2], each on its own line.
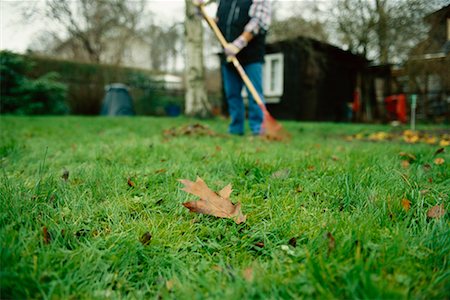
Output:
[242, 267, 254, 282]
[355, 133, 364, 140]
[163, 123, 218, 137]
[140, 232, 152, 245]
[165, 279, 174, 291]
[155, 169, 167, 174]
[271, 169, 290, 179]
[368, 131, 391, 141]
[127, 177, 136, 187]
[212, 265, 222, 272]
[439, 139, 450, 147]
[288, 237, 297, 248]
[399, 152, 416, 161]
[401, 160, 410, 169]
[307, 165, 315, 171]
[331, 155, 340, 161]
[427, 205, 445, 219]
[43, 227, 51, 244]
[326, 232, 335, 255]
[179, 177, 246, 224]
[424, 136, 437, 145]
[434, 147, 445, 155]
[403, 130, 420, 144]
[215, 146, 222, 152]
[254, 242, 265, 248]
[61, 169, 69, 181]
[434, 157, 445, 165]
[420, 190, 429, 196]
[295, 186, 303, 193]
[401, 199, 411, 212]
[423, 164, 432, 171]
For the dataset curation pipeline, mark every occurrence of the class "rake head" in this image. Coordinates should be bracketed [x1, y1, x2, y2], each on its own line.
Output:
[260, 104, 291, 141]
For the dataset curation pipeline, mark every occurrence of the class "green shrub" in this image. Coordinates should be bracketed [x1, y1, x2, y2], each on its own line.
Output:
[0, 51, 68, 115]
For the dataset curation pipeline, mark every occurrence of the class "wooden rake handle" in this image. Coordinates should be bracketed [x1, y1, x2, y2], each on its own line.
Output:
[198, 5, 266, 108]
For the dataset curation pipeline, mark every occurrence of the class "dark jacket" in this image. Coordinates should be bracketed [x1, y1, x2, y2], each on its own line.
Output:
[216, 0, 266, 65]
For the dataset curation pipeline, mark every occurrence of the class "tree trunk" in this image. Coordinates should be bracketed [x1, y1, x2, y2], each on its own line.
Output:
[375, 0, 389, 64]
[184, 0, 211, 118]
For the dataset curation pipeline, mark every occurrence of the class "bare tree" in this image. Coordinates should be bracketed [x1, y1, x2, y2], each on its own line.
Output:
[44, 0, 145, 64]
[330, 0, 447, 63]
[268, 16, 329, 43]
[184, 1, 211, 117]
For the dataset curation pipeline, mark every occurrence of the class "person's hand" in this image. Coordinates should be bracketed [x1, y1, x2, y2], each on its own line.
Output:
[224, 35, 248, 62]
[192, 0, 205, 7]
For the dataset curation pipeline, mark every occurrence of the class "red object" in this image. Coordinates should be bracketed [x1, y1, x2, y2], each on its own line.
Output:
[352, 90, 360, 112]
[385, 94, 407, 123]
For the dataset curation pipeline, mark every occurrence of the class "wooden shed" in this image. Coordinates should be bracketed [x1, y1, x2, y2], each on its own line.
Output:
[263, 37, 368, 121]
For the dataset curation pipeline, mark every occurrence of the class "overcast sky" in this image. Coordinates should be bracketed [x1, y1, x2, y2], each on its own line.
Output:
[0, 0, 311, 53]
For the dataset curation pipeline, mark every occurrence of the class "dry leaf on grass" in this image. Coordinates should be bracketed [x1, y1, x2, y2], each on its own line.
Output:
[427, 205, 446, 219]
[401, 199, 411, 212]
[326, 232, 335, 255]
[439, 139, 450, 147]
[434, 157, 445, 165]
[140, 232, 152, 245]
[61, 169, 69, 181]
[271, 169, 290, 179]
[43, 226, 51, 244]
[164, 123, 218, 137]
[399, 152, 417, 162]
[242, 267, 254, 282]
[288, 237, 297, 248]
[179, 177, 246, 224]
[401, 160, 410, 169]
[127, 177, 136, 187]
[434, 147, 445, 155]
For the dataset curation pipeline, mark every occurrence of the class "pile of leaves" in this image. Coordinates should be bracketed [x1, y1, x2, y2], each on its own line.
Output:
[163, 123, 219, 137]
[345, 129, 450, 146]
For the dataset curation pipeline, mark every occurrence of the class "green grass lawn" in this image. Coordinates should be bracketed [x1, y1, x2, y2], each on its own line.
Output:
[1, 116, 448, 299]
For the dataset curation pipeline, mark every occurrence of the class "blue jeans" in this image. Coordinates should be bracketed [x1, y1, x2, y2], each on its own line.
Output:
[221, 62, 264, 135]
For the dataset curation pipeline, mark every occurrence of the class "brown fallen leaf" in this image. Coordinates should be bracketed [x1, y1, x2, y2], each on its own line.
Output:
[427, 205, 446, 219]
[179, 177, 246, 224]
[127, 177, 136, 187]
[271, 169, 290, 179]
[288, 237, 297, 248]
[165, 279, 174, 291]
[401, 199, 411, 212]
[326, 232, 335, 255]
[43, 226, 51, 244]
[155, 169, 167, 174]
[242, 267, 254, 282]
[140, 232, 152, 245]
[61, 169, 69, 181]
[439, 139, 450, 147]
[423, 164, 432, 171]
[434, 157, 445, 165]
[420, 190, 429, 196]
[434, 147, 445, 155]
[399, 152, 416, 162]
[254, 242, 265, 248]
[401, 160, 410, 169]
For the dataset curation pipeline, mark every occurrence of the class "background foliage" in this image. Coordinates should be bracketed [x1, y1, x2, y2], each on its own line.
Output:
[0, 51, 68, 115]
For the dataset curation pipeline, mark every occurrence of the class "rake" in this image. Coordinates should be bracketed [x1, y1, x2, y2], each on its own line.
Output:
[197, 4, 290, 141]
